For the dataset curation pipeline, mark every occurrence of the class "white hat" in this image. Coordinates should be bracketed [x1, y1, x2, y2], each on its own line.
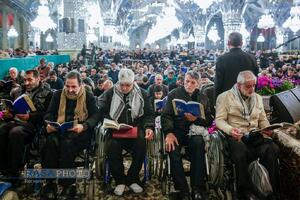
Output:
[118, 68, 134, 83]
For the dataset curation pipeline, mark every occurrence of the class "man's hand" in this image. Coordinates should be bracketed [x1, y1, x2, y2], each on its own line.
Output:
[46, 124, 57, 133]
[15, 113, 29, 121]
[145, 128, 154, 140]
[69, 124, 84, 134]
[231, 128, 243, 141]
[165, 133, 179, 152]
[184, 113, 197, 122]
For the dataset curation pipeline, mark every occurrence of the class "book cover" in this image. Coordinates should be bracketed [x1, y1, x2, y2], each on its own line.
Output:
[103, 118, 133, 130]
[45, 120, 77, 133]
[1, 94, 36, 114]
[154, 96, 167, 112]
[0, 80, 13, 90]
[112, 127, 138, 138]
[172, 98, 205, 119]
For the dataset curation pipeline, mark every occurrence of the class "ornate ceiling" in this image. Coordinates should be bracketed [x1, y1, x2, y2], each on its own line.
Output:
[0, 0, 296, 44]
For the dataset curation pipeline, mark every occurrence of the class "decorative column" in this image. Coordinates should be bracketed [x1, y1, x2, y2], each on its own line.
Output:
[222, 9, 242, 50]
[194, 25, 206, 49]
[57, 0, 87, 49]
[2, 9, 8, 49]
[275, 27, 285, 52]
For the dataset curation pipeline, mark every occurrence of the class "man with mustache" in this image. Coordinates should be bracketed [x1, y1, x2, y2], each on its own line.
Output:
[0, 69, 52, 184]
[41, 71, 100, 199]
[215, 70, 279, 200]
[161, 71, 213, 200]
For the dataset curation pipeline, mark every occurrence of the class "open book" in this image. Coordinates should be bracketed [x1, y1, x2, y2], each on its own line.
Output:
[0, 80, 13, 90]
[172, 98, 205, 119]
[45, 120, 77, 133]
[1, 94, 36, 114]
[154, 96, 167, 112]
[102, 118, 133, 130]
[249, 122, 294, 134]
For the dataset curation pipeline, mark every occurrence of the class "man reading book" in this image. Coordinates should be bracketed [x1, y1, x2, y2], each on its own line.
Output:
[161, 70, 213, 200]
[0, 69, 52, 184]
[215, 70, 279, 200]
[0, 67, 24, 100]
[41, 71, 101, 199]
[98, 68, 155, 196]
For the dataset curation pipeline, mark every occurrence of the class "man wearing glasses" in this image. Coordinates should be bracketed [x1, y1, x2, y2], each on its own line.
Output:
[215, 70, 279, 200]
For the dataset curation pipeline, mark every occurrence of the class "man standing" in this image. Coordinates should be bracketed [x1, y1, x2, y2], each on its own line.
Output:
[161, 71, 213, 200]
[215, 32, 259, 98]
[41, 71, 100, 199]
[215, 71, 279, 200]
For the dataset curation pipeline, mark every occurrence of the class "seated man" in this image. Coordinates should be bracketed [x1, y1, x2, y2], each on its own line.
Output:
[0, 70, 52, 181]
[161, 71, 213, 200]
[98, 68, 154, 196]
[215, 70, 279, 200]
[0, 67, 24, 100]
[46, 70, 64, 91]
[42, 71, 100, 199]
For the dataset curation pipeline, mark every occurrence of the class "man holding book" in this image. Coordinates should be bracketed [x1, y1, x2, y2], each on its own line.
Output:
[41, 71, 100, 199]
[0, 69, 52, 184]
[161, 70, 213, 200]
[215, 70, 279, 200]
[0, 67, 24, 100]
[98, 68, 155, 196]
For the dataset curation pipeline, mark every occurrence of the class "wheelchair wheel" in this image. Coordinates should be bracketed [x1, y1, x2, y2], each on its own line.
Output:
[207, 132, 224, 186]
[94, 125, 106, 179]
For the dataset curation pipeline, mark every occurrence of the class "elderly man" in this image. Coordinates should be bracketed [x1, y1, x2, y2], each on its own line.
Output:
[0, 70, 52, 182]
[41, 71, 100, 199]
[98, 68, 155, 196]
[215, 70, 279, 200]
[0, 67, 24, 99]
[148, 74, 169, 97]
[162, 71, 213, 200]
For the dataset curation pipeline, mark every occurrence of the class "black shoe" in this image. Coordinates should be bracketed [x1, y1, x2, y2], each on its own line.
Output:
[40, 183, 57, 200]
[60, 184, 77, 199]
[192, 190, 205, 200]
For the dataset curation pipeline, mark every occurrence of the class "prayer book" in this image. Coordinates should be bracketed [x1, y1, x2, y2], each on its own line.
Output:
[172, 98, 205, 119]
[1, 94, 36, 114]
[45, 120, 77, 133]
[102, 118, 133, 130]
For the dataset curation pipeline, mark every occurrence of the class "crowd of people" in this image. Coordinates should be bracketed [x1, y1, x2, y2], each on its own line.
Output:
[0, 47, 59, 59]
[0, 32, 299, 200]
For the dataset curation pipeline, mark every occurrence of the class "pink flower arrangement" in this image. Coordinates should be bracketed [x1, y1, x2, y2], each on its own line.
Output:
[256, 75, 295, 95]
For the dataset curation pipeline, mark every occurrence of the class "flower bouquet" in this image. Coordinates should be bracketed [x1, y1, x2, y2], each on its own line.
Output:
[257, 75, 294, 96]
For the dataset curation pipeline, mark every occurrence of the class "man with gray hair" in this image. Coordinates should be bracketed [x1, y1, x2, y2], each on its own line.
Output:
[162, 70, 213, 200]
[215, 70, 279, 200]
[98, 68, 155, 196]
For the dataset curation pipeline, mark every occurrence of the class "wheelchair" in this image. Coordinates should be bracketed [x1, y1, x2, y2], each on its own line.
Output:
[158, 127, 237, 200]
[94, 123, 155, 194]
[206, 130, 236, 200]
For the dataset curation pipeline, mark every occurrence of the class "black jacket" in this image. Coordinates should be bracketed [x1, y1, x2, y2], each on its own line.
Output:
[98, 86, 155, 132]
[44, 89, 100, 131]
[161, 87, 213, 137]
[215, 48, 258, 98]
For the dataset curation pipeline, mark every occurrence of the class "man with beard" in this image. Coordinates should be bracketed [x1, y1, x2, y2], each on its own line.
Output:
[0, 70, 52, 183]
[41, 71, 100, 199]
[161, 71, 213, 200]
[215, 71, 279, 200]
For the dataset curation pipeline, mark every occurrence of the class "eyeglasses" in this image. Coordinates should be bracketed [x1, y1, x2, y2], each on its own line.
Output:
[244, 84, 256, 89]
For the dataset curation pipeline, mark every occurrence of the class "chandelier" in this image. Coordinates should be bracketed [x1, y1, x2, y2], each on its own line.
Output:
[207, 24, 220, 43]
[7, 25, 19, 38]
[45, 33, 54, 42]
[283, 5, 300, 33]
[257, 14, 275, 29]
[257, 33, 265, 43]
[31, 1, 57, 33]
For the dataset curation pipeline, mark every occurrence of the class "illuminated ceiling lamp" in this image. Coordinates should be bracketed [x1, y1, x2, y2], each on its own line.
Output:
[257, 33, 265, 42]
[207, 24, 220, 43]
[7, 25, 19, 38]
[45, 33, 54, 42]
[257, 14, 275, 29]
[283, 5, 300, 33]
[30, 0, 57, 33]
